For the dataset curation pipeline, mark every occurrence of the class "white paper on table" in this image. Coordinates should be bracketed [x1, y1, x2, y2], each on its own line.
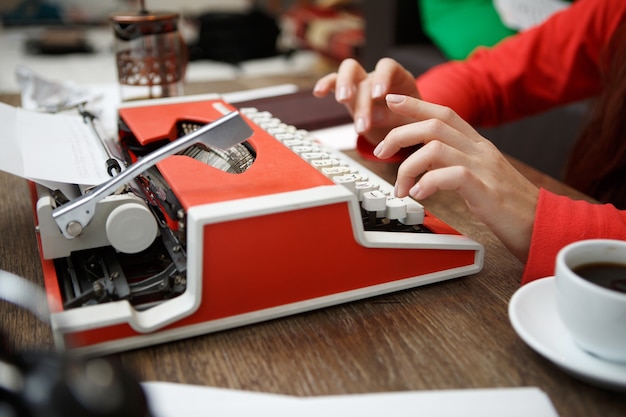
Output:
[141, 382, 560, 417]
[0, 102, 111, 189]
[222, 84, 299, 105]
[310, 123, 358, 150]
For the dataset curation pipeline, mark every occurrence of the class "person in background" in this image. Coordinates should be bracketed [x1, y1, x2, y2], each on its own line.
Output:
[419, 0, 571, 61]
[312, 0, 626, 284]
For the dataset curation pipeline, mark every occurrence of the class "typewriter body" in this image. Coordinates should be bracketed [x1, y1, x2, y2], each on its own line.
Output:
[32, 94, 483, 355]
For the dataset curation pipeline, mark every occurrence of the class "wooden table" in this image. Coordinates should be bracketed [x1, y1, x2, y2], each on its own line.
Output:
[1, 76, 624, 417]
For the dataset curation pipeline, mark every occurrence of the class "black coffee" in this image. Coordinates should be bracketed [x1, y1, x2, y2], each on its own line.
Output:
[573, 262, 626, 294]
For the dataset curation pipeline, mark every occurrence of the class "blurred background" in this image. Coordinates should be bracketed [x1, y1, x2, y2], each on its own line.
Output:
[0, 0, 586, 181]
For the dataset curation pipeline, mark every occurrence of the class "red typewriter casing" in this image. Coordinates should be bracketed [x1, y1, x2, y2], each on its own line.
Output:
[35, 96, 483, 355]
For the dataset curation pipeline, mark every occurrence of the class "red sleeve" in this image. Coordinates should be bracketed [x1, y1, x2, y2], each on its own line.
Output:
[356, 135, 418, 163]
[416, 0, 626, 127]
[521, 189, 626, 285]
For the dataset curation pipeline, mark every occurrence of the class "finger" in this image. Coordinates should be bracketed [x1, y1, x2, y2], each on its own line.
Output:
[312, 73, 338, 97]
[353, 77, 374, 133]
[370, 58, 396, 98]
[408, 165, 477, 197]
[408, 166, 487, 209]
[335, 58, 368, 103]
[406, 159, 538, 263]
[393, 140, 472, 197]
[385, 94, 480, 140]
[374, 117, 472, 160]
[371, 58, 419, 99]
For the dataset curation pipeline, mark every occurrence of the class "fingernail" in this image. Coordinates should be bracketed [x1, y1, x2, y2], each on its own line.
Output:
[355, 117, 366, 133]
[372, 83, 384, 98]
[337, 85, 349, 101]
[373, 140, 385, 157]
[386, 94, 404, 104]
[409, 183, 422, 199]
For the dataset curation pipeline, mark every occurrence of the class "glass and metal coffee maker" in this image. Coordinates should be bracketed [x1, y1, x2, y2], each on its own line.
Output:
[111, 2, 186, 101]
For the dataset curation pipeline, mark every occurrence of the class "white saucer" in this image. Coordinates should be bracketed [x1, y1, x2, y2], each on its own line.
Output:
[509, 277, 626, 391]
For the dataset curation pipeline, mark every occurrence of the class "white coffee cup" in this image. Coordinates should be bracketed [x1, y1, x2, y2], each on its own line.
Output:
[555, 239, 626, 363]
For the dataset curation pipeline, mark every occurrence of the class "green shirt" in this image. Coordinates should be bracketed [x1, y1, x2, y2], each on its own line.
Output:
[419, 0, 516, 60]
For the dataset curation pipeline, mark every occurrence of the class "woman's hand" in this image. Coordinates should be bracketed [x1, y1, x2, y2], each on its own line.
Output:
[313, 58, 419, 146]
[374, 94, 540, 262]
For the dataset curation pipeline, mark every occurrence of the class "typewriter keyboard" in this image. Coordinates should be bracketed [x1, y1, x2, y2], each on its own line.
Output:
[240, 107, 426, 231]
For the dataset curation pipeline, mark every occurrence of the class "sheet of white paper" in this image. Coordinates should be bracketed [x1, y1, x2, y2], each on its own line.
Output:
[222, 84, 299, 104]
[0, 102, 111, 188]
[310, 123, 358, 150]
[0, 104, 22, 179]
[141, 382, 560, 417]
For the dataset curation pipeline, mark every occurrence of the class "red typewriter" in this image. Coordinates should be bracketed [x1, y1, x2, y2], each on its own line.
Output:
[32, 94, 483, 355]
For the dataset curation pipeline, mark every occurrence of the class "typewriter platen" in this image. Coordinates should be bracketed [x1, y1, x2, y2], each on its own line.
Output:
[33, 94, 483, 355]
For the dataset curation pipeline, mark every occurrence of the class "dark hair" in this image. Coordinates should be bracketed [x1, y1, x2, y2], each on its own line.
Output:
[564, 20, 626, 209]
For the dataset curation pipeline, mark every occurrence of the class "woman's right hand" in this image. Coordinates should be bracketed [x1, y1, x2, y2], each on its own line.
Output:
[376, 94, 540, 262]
[313, 58, 420, 146]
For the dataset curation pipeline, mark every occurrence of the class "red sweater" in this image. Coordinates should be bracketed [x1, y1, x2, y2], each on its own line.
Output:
[359, 0, 626, 284]
[416, 0, 625, 127]
[523, 191, 626, 283]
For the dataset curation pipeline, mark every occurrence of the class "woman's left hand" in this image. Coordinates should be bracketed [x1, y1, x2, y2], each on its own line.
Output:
[374, 94, 540, 262]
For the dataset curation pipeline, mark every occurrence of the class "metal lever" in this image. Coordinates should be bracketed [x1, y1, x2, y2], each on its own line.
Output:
[52, 111, 254, 239]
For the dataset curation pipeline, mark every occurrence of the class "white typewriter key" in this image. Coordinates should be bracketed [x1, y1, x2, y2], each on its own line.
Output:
[292, 145, 321, 154]
[336, 171, 367, 182]
[260, 121, 280, 130]
[282, 139, 305, 147]
[294, 129, 310, 139]
[355, 182, 377, 201]
[249, 117, 268, 125]
[275, 133, 296, 142]
[268, 127, 287, 135]
[362, 190, 387, 212]
[385, 197, 407, 220]
[399, 199, 425, 225]
[239, 107, 258, 115]
[341, 173, 366, 183]
[313, 158, 341, 168]
[106, 203, 158, 254]
[321, 166, 351, 178]
[356, 173, 369, 182]
[248, 111, 272, 122]
[300, 152, 330, 161]
[333, 175, 357, 193]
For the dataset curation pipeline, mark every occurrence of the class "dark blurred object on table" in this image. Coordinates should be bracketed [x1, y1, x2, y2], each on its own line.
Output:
[24, 27, 94, 55]
[188, 7, 281, 64]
